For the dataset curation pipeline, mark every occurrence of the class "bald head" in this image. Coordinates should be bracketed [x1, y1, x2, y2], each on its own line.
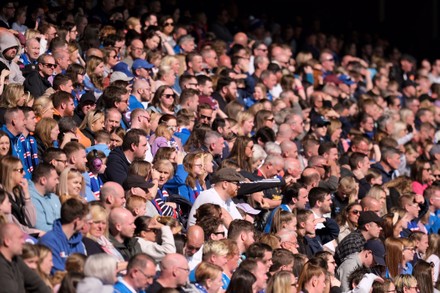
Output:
[361, 197, 381, 216]
[280, 140, 298, 159]
[300, 167, 320, 189]
[86, 48, 104, 59]
[161, 253, 188, 270]
[100, 181, 126, 209]
[109, 207, 131, 225]
[185, 225, 204, 257]
[159, 253, 189, 286]
[234, 32, 248, 46]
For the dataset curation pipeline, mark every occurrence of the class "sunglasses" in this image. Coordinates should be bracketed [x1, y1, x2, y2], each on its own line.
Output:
[213, 231, 225, 237]
[14, 168, 24, 174]
[163, 93, 174, 99]
[350, 210, 361, 215]
[164, 22, 174, 27]
[42, 63, 57, 68]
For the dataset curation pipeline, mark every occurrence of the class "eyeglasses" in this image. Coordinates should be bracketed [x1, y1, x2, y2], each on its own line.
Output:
[423, 167, 432, 171]
[403, 247, 415, 251]
[213, 231, 225, 237]
[257, 48, 268, 52]
[406, 286, 419, 292]
[164, 22, 174, 27]
[177, 267, 190, 272]
[110, 54, 118, 59]
[42, 63, 57, 68]
[137, 269, 155, 279]
[162, 94, 174, 99]
[266, 117, 275, 122]
[55, 159, 68, 164]
[324, 58, 334, 62]
[14, 168, 24, 174]
[194, 164, 203, 167]
[350, 210, 361, 215]
[434, 174, 440, 178]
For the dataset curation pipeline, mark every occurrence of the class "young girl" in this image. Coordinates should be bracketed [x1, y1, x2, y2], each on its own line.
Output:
[270, 209, 296, 234]
[86, 150, 106, 200]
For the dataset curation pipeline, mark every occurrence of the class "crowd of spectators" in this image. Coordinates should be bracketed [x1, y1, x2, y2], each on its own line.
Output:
[1, 0, 440, 292]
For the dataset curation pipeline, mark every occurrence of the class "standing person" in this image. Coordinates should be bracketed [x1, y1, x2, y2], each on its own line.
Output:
[0, 223, 52, 293]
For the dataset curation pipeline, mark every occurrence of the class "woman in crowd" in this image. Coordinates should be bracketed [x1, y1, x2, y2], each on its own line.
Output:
[32, 96, 55, 120]
[385, 237, 414, 279]
[159, 15, 176, 48]
[297, 261, 327, 293]
[57, 166, 86, 203]
[266, 270, 297, 293]
[236, 111, 255, 137]
[84, 56, 105, 98]
[86, 150, 106, 200]
[254, 110, 275, 132]
[394, 274, 418, 293]
[0, 130, 10, 158]
[0, 156, 37, 232]
[34, 118, 60, 159]
[66, 63, 86, 105]
[409, 231, 429, 265]
[336, 202, 362, 243]
[109, 127, 125, 150]
[148, 85, 178, 114]
[194, 262, 224, 293]
[226, 268, 257, 293]
[150, 159, 178, 217]
[315, 251, 341, 289]
[426, 234, 440, 284]
[102, 47, 119, 78]
[76, 254, 117, 293]
[35, 244, 54, 290]
[365, 185, 388, 217]
[413, 260, 439, 293]
[382, 212, 404, 239]
[411, 160, 433, 196]
[79, 110, 105, 146]
[84, 204, 124, 261]
[227, 136, 254, 172]
[134, 215, 176, 263]
[270, 210, 296, 234]
[179, 152, 205, 204]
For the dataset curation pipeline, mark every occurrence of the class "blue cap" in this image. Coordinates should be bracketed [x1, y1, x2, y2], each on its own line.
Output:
[338, 74, 356, 85]
[112, 62, 134, 78]
[132, 59, 154, 70]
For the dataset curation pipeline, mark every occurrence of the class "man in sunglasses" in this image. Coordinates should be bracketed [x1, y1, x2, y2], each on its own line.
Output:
[24, 53, 55, 97]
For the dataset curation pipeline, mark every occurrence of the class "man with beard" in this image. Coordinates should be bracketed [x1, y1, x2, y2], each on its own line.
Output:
[212, 117, 234, 159]
[212, 76, 238, 112]
[130, 78, 153, 110]
[24, 54, 55, 97]
[29, 163, 61, 232]
[0, 30, 25, 83]
[187, 168, 246, 227]
[52, 91, 75, 121]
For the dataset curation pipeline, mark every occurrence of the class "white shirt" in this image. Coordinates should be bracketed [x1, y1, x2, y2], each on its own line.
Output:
[187, 187, 242, 228]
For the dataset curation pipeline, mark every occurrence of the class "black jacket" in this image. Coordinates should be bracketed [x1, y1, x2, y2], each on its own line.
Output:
[0, 253, 51, 293]
[102, 147, 130, 185]
[23, 71, 52, 98]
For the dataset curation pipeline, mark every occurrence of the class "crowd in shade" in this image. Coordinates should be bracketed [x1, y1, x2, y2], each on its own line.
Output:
[2, 0, 440, 292]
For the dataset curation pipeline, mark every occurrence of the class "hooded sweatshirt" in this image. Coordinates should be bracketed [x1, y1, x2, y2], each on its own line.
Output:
[38, 219, 85, 274]
[0, 31, 25, 84]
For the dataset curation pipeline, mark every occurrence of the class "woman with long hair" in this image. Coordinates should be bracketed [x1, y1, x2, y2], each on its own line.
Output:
[83, 56, 105, 98]
[178, 152, 205, 204]
[57, 166, 86, 203]
[266, 270, 297, 293]
[79, 110, 105, 146]
[413, 260, 439, 293]
[411, 160, 433, 196]
[148, 85, 178, 114]
[270, 209, 296, 234]
[236, 111, 255, 137]
[34, 118, 59, 159]
[102, 47, 119, 78]
[151, 160, 178, 217]
[0, 156, 37, 232]
[66, 63, 86, 105]
[254, 110, 275, 132]
[35, 244, 54, 290]
[385, 237, 414, 279]
[227, 136, 254, 172]
[366, 185, 388, 217]
[382, 211, 405, 239]
[225, 268, 257, 293]
[297, 261, 327, 293]
[426, 234, 440, 284]
[0, 130, 11, 158]
[336, 202, 362, 243]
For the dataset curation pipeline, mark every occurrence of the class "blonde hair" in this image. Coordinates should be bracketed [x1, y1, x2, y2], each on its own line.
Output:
[394, 274, 417, 293]
[267, 271, 295, 293]
[0, 83, 25, 107]
[195, 262, 223, 287]
[126, 17, 140, 28]
[202, 240, 229, 260]
[126, 195, 147, 215]
[236, 111, 254, 136]
[79, 110, 105, 131]
[33, 96, 54, 118]
[35, 118, 58, 148]
[57, 166, 85, 202]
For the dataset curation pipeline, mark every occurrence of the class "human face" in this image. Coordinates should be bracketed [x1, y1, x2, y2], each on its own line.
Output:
[12, 162, 25, 185]
[406, 200, 420, 219]
[254, 261, 268, 291]
[181, 39, 196, 53]
[91, 117, 105, 133]
[245, 141, 254, 158]
[366, 222, 382, 238]
[73, 149, 88, 172]
[89, 218, 107, 238]
[12, 110, 26, 134]
[60, 80, 73, 94]
[262, 251, 273, 271]
[226, 181, 239, 198]
[160, 89, 175, 108]
[162, 18, 174, 35]
[387, 153, 401, 170]
[64, 98, 75, 117]
[403, 245, 415, 262]
[0, 136, 10, 157]
[105, 111, 121, 132]
[57, 52, 71, 70]
[304, 214, 316, 234]
[226, 81, 238, 100]
[204, 156, 214, 174]
[110, 133, 123, 149]
[199, 109, 213, 125]
[50, 125, 60, 142]
[242, 119, 254, 135]
[0, 196, 11, 214]
[255, 45, 268, 57]
[26, 40, 40, 60]
[40, 252, 53, 275]
[296, 188, 309, 209]
[135, 261, 156, 290]
[93, 62, 105, 76]
[68, 173, 82, 196]
[157, 168, 171, 186]
[417, 234, 429, 254]
[327, 255, 337, 275]
[40, 56, 56, 77]
[24, 256, 38, 270]
[69, 26, 78, 41]
[226, 252, 240, 273]
[284, 218, 297, 232]
[146, 35, 160, 50]
[199, 81, 214, 96]
[313, 124, 327, 138]
[193, 158, 204, 176]
[212, 137, 225, 155]
[45, 170, 59, 194]
[320, 194, 332, 214]
[121, 212, 136, 238]
[130, 40, 144, 59]
[422, 163, 432, 183]
[348, 205, 362, 225]
[134, 136, 148, 159]
[208, 272, 223, 293]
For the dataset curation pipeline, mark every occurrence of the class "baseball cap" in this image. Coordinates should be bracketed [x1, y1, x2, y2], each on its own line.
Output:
[311, 115, 330, 127]
[123, 175, 155, 192]
[110, 71, 133, 83]
[211, 168, 246, 184]
[364, 239, 386, 266]
[79, 91, 96, 106]
[358, 211, 384, 227]
[339, 74, 356, 85]
[112, 62, 134, 77]
[132, 59, 154, 71]
[236, 203, 261, 215]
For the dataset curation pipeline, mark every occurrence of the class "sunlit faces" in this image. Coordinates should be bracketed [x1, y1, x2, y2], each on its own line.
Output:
[348, 205, 362, 225]
[89, 218, 107, 238]
[67, 171, 83, 196]
[0, 135, 10, 156]
[0, 195, 11, 215]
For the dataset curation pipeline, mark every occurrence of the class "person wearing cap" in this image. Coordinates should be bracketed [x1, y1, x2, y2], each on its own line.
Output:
[187, 168, 246, 228]
[337, 239, 385, 292]
[73, 91, 97, 126]
[236, 203, 260, 224]
[335, 211, 383, 265]
[0, 30, 25, 84]
[110, 62, 135, 84]
[132, 58, 154, 80]
[123, 174, 156, 214]
[309, 115, 331, 142]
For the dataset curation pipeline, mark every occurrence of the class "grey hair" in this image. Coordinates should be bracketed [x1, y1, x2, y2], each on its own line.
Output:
[83, 253, 117, 285]
[252, 144, 267, 164]
[264, 142, 282, 156]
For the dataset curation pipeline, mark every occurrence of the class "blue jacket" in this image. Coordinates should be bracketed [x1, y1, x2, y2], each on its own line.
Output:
[1, 125, 31, 179]
[264, 204, 291, 233]
[38, 219, 85, 274]
[114, 280, 146, 293]
[178, 180, 203, 204]
[29, 181, 61, 232]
